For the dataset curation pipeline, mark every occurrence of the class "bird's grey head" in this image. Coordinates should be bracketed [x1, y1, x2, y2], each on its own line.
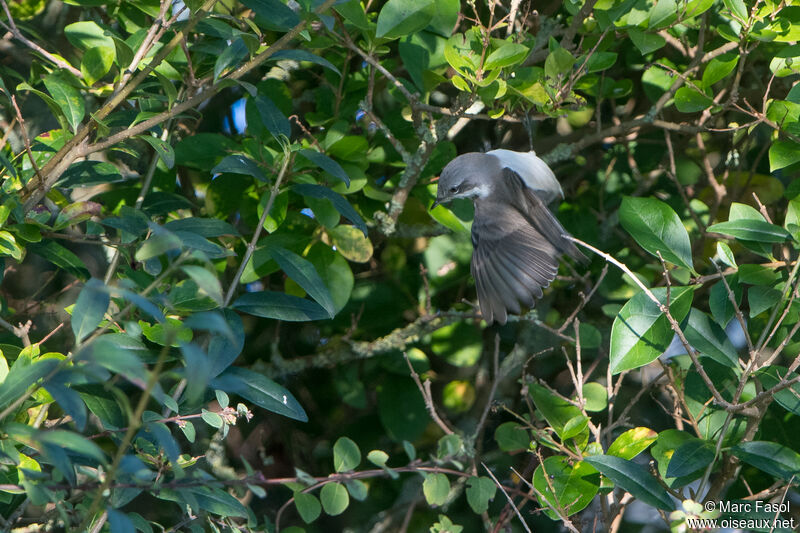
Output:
[432, 153, 502, 208]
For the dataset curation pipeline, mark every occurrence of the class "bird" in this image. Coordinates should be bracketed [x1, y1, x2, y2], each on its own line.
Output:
[432, 149, 584, 325]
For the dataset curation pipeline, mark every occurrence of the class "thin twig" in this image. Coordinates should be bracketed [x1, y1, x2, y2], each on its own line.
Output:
[403, 351, 454, 435]
[223, 152, 292, 307]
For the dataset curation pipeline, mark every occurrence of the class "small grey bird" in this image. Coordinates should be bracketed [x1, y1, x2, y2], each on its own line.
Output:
[432, 149, 583, 324]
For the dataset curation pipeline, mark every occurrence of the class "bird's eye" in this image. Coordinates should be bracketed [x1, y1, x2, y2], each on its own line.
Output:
[449, 186, 458, 193]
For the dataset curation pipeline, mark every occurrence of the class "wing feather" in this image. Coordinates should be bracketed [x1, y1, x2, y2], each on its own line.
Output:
[469, 167, 583, 324]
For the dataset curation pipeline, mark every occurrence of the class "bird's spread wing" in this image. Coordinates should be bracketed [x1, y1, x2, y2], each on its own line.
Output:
[470, 169, 583, 325]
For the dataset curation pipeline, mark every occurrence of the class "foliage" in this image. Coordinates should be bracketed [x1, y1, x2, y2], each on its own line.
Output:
[0, 0, 800, 530]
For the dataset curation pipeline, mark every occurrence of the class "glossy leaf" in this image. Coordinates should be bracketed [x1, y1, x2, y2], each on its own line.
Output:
[619, 196, 693, 271]
[232, 290, 329, 321]
[584, 455, 673, 511]
[43, 73, 84, 133]
[682, 308, 739, 368]
[271, 50, 341, 75]
[211, 366, 308, 421]
[268, 246, 335, 317]
[72, 279, 110, 343]
[138, 135, 175, 169]
[665, 439, 715, 478]
[81, 46, 114, 85]
[730, 441, 800, 481]
[607, 427, 657, 460]
[299, 148, 350, 186]
[376, 0, 436, 39]
[212, 154, 268, 182]
[707, 219, 791, 242]
[292, 184, 367, 235]
[609, 286, 693, 374]
[532, 457, 599, 519]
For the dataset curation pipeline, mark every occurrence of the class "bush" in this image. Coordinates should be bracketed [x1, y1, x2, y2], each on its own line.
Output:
[1, 0, 799, 530]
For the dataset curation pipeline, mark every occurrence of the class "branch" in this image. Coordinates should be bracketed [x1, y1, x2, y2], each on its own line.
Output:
[0, 0, 83, 78]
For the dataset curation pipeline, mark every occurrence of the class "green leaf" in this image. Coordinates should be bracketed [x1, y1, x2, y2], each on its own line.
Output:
[769, 140, 800, 171]
[58, 160, 123, 188]
[75, 334, 149, 381]
[211, 366, 308, 421]
[0, 231, 23, 261]
[367, 449, 389, 467]
[426, 0, 459, 36]
[723, 0, 748, 20]
[716, 242, 737, 267]
[674, 86, 714, 113]
[107, 509, 136, 533]
[28, 241, 90, 280]
[665, 439, 715, 478]
[135, 228, 182, 261]
[306, 244, 353, 313]
[651, 429, 702, 487]
[271, 50, 341, 75]
[707, 219, 791, 242]
[268, 246, 335, 317]
[0, 359, 59, 411]
[609, 286, 694, 374]
[181, 265, 223, 306]
[320, 483, 349, 516]
[422, 473, 450, 505]
[581, 382, 608, 412]
[138, 135, 175, 169]
[294, 492, 321, 523]
[345, 479, 368, 501]
[484, 42, 529, 71]
[376, 0, 436, 39]
[163, 217, 239, 237]
[682, 309, 739, 368]
[333, 437, 361, 472]
[72, 279, 110, 343]
[702, 54, 739, 88]
[619, 196, 694, 271]
[43, 73, 84, 133]
[494, 422, 530, 452]
[586, 51, 618, 73]
[628, 28, 666, 55]
[240, 0, 299, 31]
[584, 455, 673, 511]
[190, 486, 248, 517]
[298, 149, 350, 186]
[544, 46, 575, 79]
[232, 290, 329, 321]
[607, 427, 658, 460]
[755, 366, 800, 416]
[730, 441, 800, 481]
[465, 476, 496, 514]
[292, 184, 367, 235]
[709, 275, 741, 327]
[254, 94, 290, 141]
[529, 383, 583, 440]
[329, 225, 373, 263]
[649, 0, 677, 28]
[532, 457, 599, 519]
[214, 37, 248, 81]
[81, 46, 114, 86]
[65, 21, 115, 51]
[202, 409, 223, 428]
